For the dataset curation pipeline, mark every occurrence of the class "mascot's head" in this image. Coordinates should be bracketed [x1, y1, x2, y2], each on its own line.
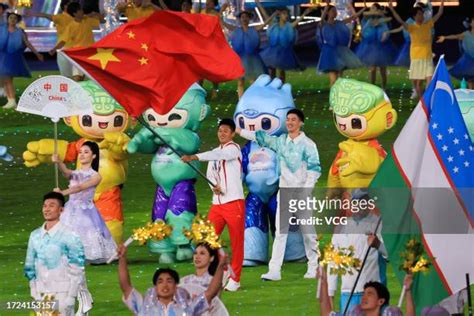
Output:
[142, 83, 210, 131]
[330, 79, 397, 141]
[234, 74, 295, 136]
[64, 81, 130, 140]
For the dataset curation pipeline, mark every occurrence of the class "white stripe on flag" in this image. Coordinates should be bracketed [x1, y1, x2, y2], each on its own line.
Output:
[393, 103, 474, 294]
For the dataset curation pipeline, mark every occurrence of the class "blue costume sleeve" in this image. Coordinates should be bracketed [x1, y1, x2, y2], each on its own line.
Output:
[65, 233, 86, 268]
[24, 232, 37, 281]
[255, 130, 280, 152]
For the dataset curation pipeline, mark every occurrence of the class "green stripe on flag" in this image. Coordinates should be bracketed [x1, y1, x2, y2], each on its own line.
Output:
[370, 152, 449, 313]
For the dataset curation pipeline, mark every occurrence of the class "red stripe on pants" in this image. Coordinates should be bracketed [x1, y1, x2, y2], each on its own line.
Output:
[208, 199, 245, 282]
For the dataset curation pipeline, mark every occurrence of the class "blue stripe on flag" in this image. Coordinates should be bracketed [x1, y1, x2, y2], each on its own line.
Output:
[422, 58, 474, 221]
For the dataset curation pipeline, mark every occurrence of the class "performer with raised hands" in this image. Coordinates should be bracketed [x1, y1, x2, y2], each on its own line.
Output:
[388, 0, 445, 98]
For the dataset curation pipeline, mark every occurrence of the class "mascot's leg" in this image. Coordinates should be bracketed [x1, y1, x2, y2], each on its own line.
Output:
[243, 193, 269, 266]
[148, 185, 177, 263]
[166, 179, 197, 262]
[95, 186, 123, 245]
[268, 193, 306, 262]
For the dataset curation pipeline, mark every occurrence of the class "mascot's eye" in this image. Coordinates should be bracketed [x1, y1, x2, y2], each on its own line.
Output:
[239, 117, 245, 129]
[261, 117, 271, 130]
[147, 114, 156, 122]
[351, 118, 362, 129]
[82, 115, 92, 127]
[114, 116, 124, 127]
[168, 113, 182, 121]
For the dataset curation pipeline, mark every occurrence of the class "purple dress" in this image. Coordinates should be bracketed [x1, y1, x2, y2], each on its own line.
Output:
[60, 168, 117, 263]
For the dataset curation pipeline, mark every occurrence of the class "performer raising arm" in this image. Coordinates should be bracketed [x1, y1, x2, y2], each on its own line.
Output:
[388, 0, 445, 98]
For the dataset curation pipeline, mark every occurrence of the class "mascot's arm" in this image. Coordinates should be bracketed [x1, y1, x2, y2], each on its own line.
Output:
[23, 139, 74, 167]
[100, 132, 130, 161]
[127, 128, 158, 154]
[336, 142, 382, 177]
[151, 128, 200, 154]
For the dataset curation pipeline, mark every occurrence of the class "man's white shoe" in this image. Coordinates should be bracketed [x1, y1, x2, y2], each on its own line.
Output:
[224, 279, 240, 292]
[3, 98, 17, 109]
[261, 270, 281, 281]
[303, 270, 317, 279]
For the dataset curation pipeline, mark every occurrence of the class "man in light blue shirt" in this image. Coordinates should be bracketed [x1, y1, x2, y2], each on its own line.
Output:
[237, 108, 321, 281]
[24, 192, 86, 316]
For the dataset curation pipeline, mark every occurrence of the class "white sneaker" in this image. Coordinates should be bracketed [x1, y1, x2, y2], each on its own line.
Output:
[303, 270, 317, 279]
[410, 89, 418, 100]
[261, 270, 281, 281]
[224, 279, 240, 292]
[3, 98, 17, 109]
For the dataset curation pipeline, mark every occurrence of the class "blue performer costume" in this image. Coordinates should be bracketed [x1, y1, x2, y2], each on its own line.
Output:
[231, 26, 267, 79]
[0, 23, 31, 77]
[356, 17, 395, 67]
[260, 22, 301, 70]
[395, 18, 415, 67]
[317, 20, 362, 73]
[234, 74, 305, 266]
[450, 31, 474, 82]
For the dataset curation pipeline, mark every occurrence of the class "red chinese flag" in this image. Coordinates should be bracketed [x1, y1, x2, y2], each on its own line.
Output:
[61, 11, 244, 117]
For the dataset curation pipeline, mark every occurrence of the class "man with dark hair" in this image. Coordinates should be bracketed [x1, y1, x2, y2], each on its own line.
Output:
[319, 267, 399, 316]
[24, 192, 88, 316]
[237, 108, 321, 281]
[118, 244, 226, 315]
[181, 118, 245, 291]
[152, 268, 180, 285]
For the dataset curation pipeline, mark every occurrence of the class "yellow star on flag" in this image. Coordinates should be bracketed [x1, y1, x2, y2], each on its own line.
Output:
[141, 43, 149, 52]
[127, 31, 136, 39]
[88, 48, 121, 70]
[138, 57, 149, 65]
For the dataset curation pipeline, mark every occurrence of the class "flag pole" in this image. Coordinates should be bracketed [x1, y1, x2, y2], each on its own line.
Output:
[136, 116, 216, 188]
[343, 215, 383, 315]
[467, 273, 473, 316]
[52, 117, 60, 189]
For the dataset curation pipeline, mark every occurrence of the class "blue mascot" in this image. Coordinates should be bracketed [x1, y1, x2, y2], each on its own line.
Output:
[234, 74, 306, 266]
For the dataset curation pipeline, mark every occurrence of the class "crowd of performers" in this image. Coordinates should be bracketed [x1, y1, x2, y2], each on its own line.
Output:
[0, 0, 472, 315]
[1, 0, 474, 108]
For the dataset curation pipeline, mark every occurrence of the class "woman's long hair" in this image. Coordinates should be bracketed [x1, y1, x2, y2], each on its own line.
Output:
[82, 141, 100, 172]
[195, 242, 219, 276]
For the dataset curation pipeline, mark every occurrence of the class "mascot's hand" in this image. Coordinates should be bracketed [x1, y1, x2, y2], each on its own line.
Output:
[127, 128, 154, 153]
[336, 142, 380, 177]
[23, 139, 68, 167]
[100, 132, 130, 154]
[152, 128, 173, 146]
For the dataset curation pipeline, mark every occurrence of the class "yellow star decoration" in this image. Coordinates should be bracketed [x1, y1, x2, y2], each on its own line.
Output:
[87, 48, 121, 70]
[138, 57, 149, 65]
[127, 31, 136, 39]
[141, 43, 149, 52]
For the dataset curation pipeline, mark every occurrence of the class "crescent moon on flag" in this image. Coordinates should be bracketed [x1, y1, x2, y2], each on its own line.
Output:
[431, 81, 454, 106]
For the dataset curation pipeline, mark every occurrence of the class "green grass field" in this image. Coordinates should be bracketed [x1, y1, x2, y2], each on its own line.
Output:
[0, 67, 425, 315]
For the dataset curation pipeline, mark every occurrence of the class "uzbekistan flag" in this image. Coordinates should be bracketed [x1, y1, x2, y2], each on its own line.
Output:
[370, 57, 473, 312]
